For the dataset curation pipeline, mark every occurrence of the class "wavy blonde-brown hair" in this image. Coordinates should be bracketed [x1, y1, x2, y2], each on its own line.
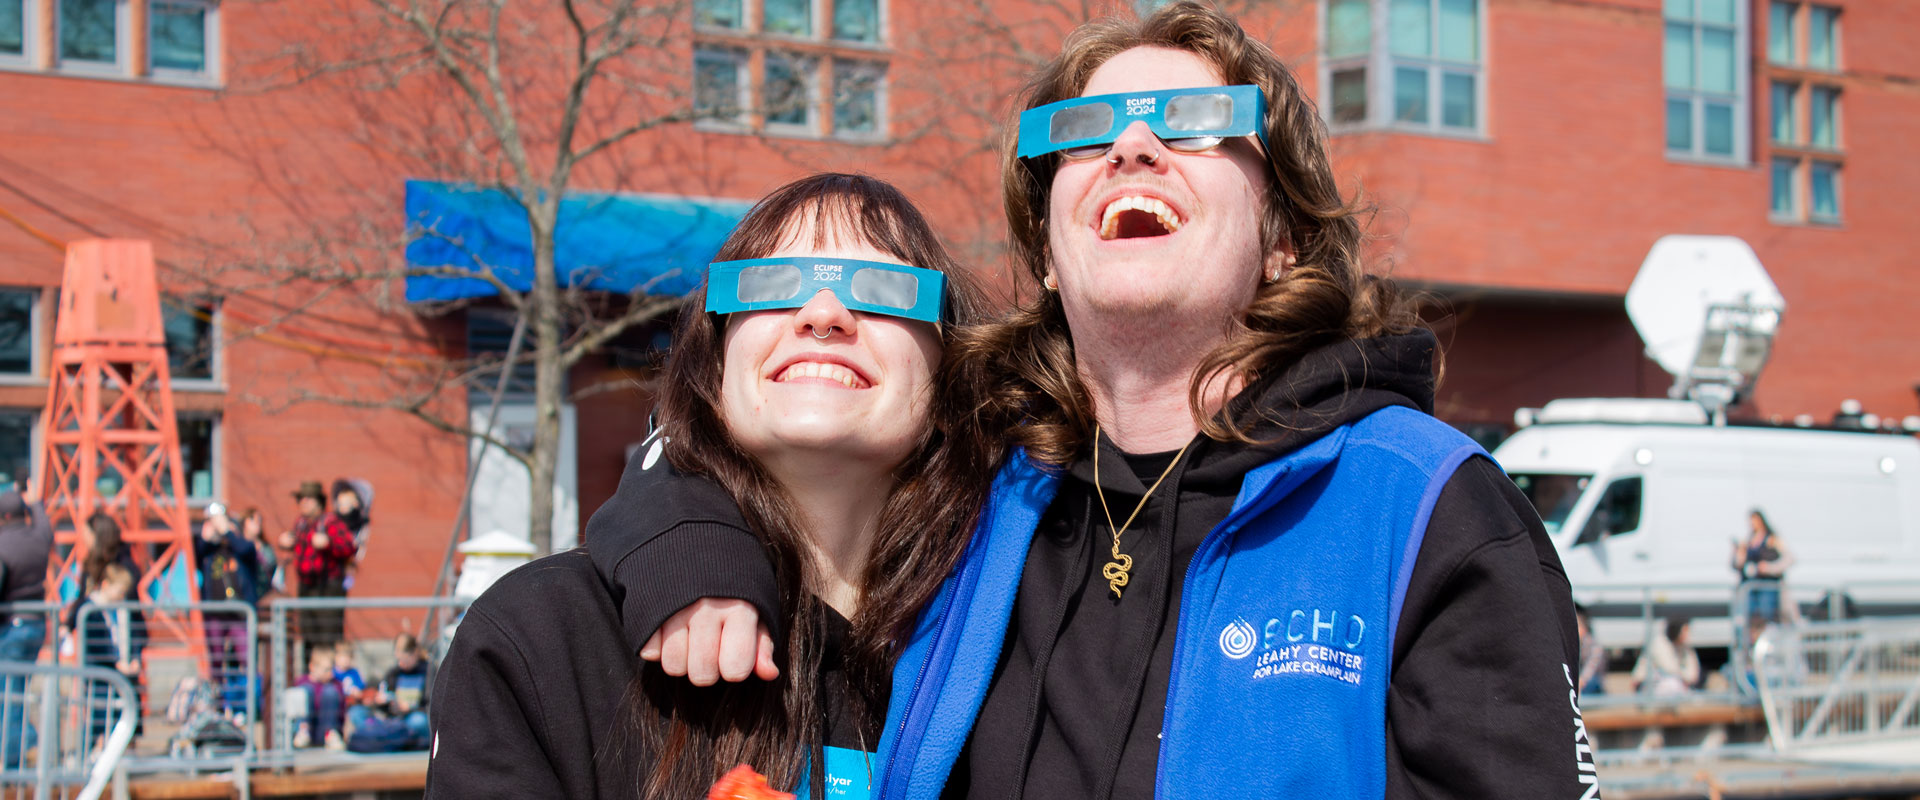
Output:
[973, 0, 1421, 464]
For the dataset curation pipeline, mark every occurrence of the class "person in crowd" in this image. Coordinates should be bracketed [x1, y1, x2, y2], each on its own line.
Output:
[348, 632, 431, 748]
[0, 484, 52, 768]
[329, 479, 372, 591]
[292, 646, 347, 750]
[279, 480, 356, 652]
[71, 563, 146, 743]
[1732, 508, 1794, 631]
[1633, 617, 1702, 696]
[613, 4, 1590, 797]
[1576, 603, 1607, 697]
[62, 512, 138, 642]
[332, 641, 366, 696]
[425, 173, 1001, 799]
[193, 502, 263, 716]
[239, 507, 281, 596]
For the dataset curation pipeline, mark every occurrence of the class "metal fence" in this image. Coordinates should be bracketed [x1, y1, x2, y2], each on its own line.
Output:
[263, 596, 469, 767]
[1753, 614, 1920, 752]
[0, 595, 469, 794]
[0, 661, 140, 800]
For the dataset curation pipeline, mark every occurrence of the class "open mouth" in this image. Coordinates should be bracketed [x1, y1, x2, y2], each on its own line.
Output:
[1099, 196, 1184, 241]
[773, 361, 871, 390]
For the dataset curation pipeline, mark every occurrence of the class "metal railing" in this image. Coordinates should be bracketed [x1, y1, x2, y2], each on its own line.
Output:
[263, 595, 469, 767]
[1575, 577, 1915, 655]
[0, 661, 140, 800]
[1752, 614, 1920, 752]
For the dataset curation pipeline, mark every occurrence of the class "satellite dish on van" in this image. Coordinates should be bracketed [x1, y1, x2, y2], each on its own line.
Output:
[1626, 236, 1785, 420]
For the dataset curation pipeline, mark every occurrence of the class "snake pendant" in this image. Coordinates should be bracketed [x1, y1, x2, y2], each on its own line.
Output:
[1103, 551, 1133, 599]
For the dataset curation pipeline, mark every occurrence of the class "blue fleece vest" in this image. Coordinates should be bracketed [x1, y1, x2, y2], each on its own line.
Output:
[875, 407, 1484, 800]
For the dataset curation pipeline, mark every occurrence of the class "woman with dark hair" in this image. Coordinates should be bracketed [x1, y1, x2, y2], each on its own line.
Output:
[1732, 508, 1795, 627]
[425, 173, 1005, 799]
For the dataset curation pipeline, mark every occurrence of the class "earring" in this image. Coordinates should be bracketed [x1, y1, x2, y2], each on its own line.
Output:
[1262, 270, 1280, 284]
[1043, 273, 1058, 291]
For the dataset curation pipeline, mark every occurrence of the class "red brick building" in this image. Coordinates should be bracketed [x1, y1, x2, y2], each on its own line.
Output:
[1, 0, 1914, 595]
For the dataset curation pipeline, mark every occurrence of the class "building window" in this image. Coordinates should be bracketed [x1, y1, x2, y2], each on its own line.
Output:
[2, 1, 27, 59]
[1770, 81, 1797, 144]
[763, 50, 817, 132]
[1664, 0, 1747, 162]
[1323, 0, 1482, 135]
[59, 0, 121, 65]
[0, 409, 31, 490]
[4, 1, 219, 83]
[695, 0, 743, 29]
[1766, 2, 1842, 224]
[694, 46, 750, 126]
[692, 0, 889, 140]
[161, 298, 217, 382]
[831, 58, 884, 139]
[149, 0, 213, 75]
[0, 288, 37, 378]
[175, 413, 216, 501]
[1808, 5, 1837, 70]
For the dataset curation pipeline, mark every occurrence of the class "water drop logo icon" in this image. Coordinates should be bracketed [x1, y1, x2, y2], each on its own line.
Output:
[1219, 617, 1257, 660]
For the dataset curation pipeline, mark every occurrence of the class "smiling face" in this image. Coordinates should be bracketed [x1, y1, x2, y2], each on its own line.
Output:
[717, 221, 943, 473]
[1047, 46, 1272, 320]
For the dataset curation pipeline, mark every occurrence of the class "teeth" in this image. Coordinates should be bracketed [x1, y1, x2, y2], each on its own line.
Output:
[776, 361, 866, 389]
[1099, 195, 1184, 240]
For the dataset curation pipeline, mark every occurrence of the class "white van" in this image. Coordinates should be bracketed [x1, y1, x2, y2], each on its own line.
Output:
[1490, 398, 1920, 649]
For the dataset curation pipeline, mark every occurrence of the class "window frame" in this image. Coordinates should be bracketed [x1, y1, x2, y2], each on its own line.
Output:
[0, 0, 37, 68]
[54, 0, 129, 76]
[0, 407, 40, 492]
[172, 410, 219, 506]
[145, 0, 219, 85]
[0, 286, 43, 384]
[691, 0, 891, 142]
[1765, 1, 1844, 226]
[1319, 0, 1489, 139]
[692, 44, 753, 132]
[829, 57, 886, 142]
[162, 297, 222, 390]
[1663, 0, 1751, 165]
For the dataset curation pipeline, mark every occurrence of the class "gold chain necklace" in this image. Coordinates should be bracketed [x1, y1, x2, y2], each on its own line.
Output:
[1092, 425, 1192, 599]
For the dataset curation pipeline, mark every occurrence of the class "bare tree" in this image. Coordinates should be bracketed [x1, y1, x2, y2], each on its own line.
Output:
[196, 0, 725, 554]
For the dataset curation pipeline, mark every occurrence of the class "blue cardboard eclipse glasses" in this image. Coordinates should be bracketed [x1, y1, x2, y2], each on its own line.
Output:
[704, 257, 947, 324]
[1017, 85, 1269, 160]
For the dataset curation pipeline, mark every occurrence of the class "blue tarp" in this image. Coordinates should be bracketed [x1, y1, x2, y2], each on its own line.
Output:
[403, 180, 753, 303]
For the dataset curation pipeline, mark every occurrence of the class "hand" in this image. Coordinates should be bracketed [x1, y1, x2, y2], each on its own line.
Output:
[279, 532, 296, 549]
[393, 699, 411, 714]
[311, 532, 330, 549]
[640, 598, 778, 686]
[117, 660, 139, 675]
[19, 480, 38, 504]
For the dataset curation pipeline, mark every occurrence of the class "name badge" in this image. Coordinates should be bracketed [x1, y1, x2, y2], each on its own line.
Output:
[794, 746, 872, 799]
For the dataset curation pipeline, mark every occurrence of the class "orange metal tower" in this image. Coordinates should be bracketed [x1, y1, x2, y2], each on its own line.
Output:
[36, 239, 204, 662]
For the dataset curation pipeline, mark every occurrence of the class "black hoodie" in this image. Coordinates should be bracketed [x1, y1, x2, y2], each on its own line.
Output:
[578, 331, 1589, 800]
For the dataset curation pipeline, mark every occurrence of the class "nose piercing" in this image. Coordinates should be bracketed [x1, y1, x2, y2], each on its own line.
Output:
[812, 328, 832, 340]
[1139, 151, 1158, 166]
[1106, 153, 1124, 167]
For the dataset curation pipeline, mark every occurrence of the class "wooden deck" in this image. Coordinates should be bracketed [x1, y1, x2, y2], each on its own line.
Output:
[127, 756, 427, 799]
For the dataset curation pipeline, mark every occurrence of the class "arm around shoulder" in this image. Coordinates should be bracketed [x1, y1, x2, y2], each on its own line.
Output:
[584, 451, 784, 648]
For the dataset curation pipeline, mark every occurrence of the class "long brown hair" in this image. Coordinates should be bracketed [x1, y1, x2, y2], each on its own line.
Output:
[81, 512, 126, 589]
[974, 0, 1423, 464]
[625, 173, 1003, 798]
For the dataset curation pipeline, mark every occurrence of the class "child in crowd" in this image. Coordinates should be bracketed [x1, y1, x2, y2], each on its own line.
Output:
[332, 642, 366, 696]
[346, 633, 432, 749]
[293, 647, 347, 750]
[72, 563, 146, 743]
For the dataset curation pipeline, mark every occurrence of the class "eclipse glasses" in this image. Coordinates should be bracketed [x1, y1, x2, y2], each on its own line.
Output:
[1017, 85, 1269, 160]
[704, 257, 946, 324]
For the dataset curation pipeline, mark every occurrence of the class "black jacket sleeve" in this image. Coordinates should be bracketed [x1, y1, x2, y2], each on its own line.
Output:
[1386, 456, 1598, 800]
[425, 605, 569, 799]
[582, 437, 784, 650]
